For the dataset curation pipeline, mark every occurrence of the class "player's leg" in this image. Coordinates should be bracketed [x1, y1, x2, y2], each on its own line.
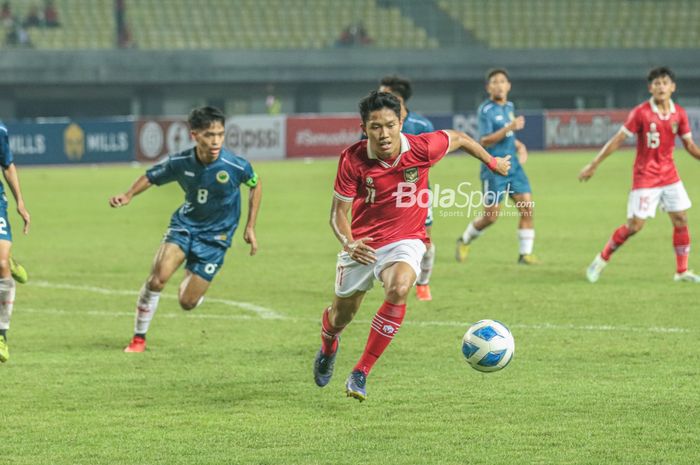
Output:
[0, 240, 15, 363]
[314, 252, 373, 387]
[659, 181, 697, 282]
[416, 219, 434, 301]
[587, 188, 658, 283]
[177, 236, 228, 310]
[512, 192, 538, 264]
[125, 241, 186, 352]
[346, 239, 423, 401]
[177, 270, 211, 310]
[456, 175, 503, 262]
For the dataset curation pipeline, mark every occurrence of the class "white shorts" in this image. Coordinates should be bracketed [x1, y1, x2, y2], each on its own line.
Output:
[627, 181, 692, 219]
[334, 239, 427, 298]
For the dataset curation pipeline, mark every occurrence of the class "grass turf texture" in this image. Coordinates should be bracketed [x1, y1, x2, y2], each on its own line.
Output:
[3, 150, 699, 465]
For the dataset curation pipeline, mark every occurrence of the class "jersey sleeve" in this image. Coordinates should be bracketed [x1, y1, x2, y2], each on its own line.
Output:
[414, 130, 451, 166]
[240, 159, 258, 187]
[478, 107, 494, 138]
[0, 126, 13, 168]
[333, 152, 358, 202]
[621, 106, 642, 137]
[679, 108, 692, 140]
[145, 157, 177, 186]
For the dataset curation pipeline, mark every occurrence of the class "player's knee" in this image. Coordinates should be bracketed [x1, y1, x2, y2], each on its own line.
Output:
[627, 220, 645, 234]
[179, 297, 199, 311]
[0, 258, 9, 274]
[385, 282, 411, 302]
[482, 213, 499, 226]
[671, 215, 688, 228]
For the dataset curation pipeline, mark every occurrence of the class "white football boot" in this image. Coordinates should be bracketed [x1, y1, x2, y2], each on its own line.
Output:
[586, 254, 608, 283]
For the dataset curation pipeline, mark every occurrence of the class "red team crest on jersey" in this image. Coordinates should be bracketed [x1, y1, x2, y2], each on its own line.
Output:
[333, 131, 450, 249]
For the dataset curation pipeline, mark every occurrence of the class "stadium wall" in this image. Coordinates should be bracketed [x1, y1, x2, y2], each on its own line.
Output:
[7, 109, 700, 165]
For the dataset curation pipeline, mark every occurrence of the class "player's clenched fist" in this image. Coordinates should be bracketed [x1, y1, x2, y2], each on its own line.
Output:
[109, 193, 131, 208]
[494, 155, 511, 176]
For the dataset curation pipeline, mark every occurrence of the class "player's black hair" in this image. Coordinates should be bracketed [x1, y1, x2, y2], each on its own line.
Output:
[486, 68, 510, 83]
[647, 66, 675, 83]
[359, 91, 402, 123]
[188, 106, 226, 130]
[379, 75, 413, 102]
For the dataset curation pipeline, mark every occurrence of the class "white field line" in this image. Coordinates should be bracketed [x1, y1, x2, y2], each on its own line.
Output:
[22, 280, 692, 334]
[28, 280, 282, 319]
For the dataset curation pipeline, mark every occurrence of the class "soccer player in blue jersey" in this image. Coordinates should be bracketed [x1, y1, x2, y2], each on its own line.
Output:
[456, 69, 537, 264]
[0, 122, 31, 363]
[109, 106, 262, 353]
[379, 75, 437, 301]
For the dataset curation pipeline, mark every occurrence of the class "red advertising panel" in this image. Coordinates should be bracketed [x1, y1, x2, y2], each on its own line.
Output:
[135, 119, 193, 163]
[545, 110, 635, 149]
[286, 115, 362, 158]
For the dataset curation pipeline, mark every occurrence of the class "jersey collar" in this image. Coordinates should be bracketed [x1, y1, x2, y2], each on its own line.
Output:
[367, 133, 410, 168]
[649, 98, 676, 120]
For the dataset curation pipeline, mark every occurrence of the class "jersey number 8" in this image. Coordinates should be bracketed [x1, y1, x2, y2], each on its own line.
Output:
[197, 189, 208, 204]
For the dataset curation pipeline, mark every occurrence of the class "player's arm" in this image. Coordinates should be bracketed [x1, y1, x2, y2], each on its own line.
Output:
[243, 177, 262, 256]
[1, 163, 30, 234]
[480, 116, 525, 148]
[443, 130, 511, 175]
[515, 139, 528, 164]
[109, 175, 152, 208]
[578, 129, 628, 182]
[330, 197, 375, 264]
[682, 136, 700, 160]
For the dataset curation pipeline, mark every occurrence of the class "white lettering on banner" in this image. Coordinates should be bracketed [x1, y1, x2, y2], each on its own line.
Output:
[140, 121, 164, 159]
[224, 116, 285, 160]
[9, 134, 46, 155]
[546, 116, 623, 147]
[295, 129, 359, 147]
[86, 132, 129, 152]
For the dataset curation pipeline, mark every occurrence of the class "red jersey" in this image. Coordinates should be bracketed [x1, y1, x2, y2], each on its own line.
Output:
[334, 131, 450, 249]
[622, 99, 692, 189]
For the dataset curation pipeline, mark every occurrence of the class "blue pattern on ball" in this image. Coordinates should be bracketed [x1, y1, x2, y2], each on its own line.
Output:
[473, 325, 499, 341]
[462, 341, 480, 359]
[477, 349, 508, 367]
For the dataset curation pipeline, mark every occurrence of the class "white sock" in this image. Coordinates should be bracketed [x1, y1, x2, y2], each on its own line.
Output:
[462, 221, 483, 244]
[0, 278, 16, 331]
[134, 284, 161, 336]
[417, 243, 436, 285]
[518, 229, 535, 255]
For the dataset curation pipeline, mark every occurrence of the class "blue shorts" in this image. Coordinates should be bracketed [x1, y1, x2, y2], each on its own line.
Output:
[0, 197, 12, 242]
[481, 165, 532, 205]
[163, 225, 230, 282]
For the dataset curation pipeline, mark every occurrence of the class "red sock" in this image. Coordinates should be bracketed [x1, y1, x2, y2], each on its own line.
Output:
[601, 225, 631, 261]
[354, 301, 406, 376]
[673, 226, 690, 273]
[320, 307, 343, 355]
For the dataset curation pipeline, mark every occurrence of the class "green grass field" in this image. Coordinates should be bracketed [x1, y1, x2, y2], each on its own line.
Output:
[3, 150, 699, 465]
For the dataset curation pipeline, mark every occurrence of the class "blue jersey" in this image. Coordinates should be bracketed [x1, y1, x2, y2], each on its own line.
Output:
[146, 148, 257, 246]
[0, 123, 14, 198]
[402, 111, 434, 135]
[478, 99, 520, 175]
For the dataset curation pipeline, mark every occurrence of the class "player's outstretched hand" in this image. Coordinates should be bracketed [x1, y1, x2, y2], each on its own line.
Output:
[345, 237, 376, 265]
[244, 226, 258, 256]
[578, 163, 596, 182]
[495, 155, 511, 176]
[109, 193, 131, 208]
[17, 204, 30, 234]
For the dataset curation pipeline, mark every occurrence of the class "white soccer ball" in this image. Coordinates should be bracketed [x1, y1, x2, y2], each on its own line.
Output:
[462, 319, 515, 373]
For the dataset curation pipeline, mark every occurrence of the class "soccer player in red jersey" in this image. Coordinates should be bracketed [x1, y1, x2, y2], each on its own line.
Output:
[579, 67, 700, 283]
[313, 91, 511, 401]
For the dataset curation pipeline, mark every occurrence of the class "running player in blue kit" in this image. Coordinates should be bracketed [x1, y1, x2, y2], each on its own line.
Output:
[456, 69, 537, 265]
[109, 106, 262, 352]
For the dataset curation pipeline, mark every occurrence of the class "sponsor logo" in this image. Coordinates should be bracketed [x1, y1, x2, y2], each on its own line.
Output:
[64, 123, 85, 161]
[403, 167, 419, 183]
[366, 176, 373, 186]
[139, 121, 164, 159]
[294, 129, 359, 147]
[216, 170, 230, 183]
[382, 325, 395, 335]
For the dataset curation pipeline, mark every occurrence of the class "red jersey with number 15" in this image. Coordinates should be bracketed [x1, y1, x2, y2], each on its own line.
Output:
[622, 98, 692, 189]
[333, 131, 450, 249]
